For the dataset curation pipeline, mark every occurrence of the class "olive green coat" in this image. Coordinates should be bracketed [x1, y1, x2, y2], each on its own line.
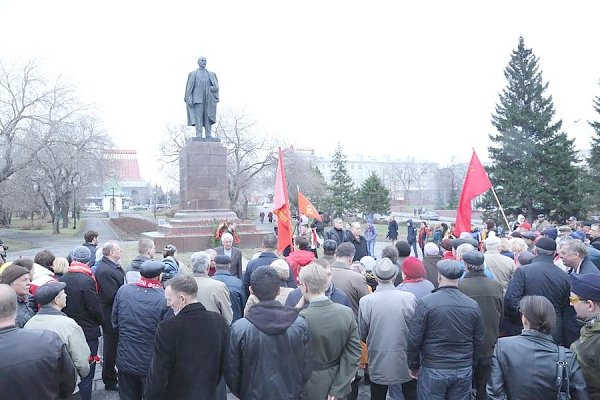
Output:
[300, 298, 361, 399]
[571, 314, 600, 399]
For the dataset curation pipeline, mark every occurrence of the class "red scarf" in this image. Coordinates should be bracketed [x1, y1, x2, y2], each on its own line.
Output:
[69, 261, 98, 292]
[136, 277, 163, 289]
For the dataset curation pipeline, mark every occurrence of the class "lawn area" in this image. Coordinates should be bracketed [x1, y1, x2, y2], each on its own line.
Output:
[6, 217, 85, 238]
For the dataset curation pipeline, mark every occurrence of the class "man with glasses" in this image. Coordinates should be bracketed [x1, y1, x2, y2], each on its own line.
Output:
[569, 273, 600, 399]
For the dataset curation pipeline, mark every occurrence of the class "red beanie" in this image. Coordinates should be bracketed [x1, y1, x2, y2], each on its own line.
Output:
[402, 256, 426, 280]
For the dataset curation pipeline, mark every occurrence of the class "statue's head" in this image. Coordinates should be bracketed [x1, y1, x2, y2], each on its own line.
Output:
[197, 57, 207, 69]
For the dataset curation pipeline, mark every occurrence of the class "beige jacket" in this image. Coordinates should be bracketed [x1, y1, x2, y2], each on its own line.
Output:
[484, 250, 515, 294]
[194, 275, 233, 325]
[24, 307, 90, 378]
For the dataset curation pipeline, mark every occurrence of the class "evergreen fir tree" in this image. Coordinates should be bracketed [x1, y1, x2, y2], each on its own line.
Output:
[488, 36, 584, 222]
[326, 143, 356, 217]
[357, 172, 391, 216]
[588, 84, 600, 210]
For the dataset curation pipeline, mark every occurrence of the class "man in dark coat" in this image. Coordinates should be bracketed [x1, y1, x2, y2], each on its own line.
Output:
[212, 255, 246, 322]
[60, 246, 103, 400]
[458, 251, 503, 400]
[95, 240, 125, 390]
[112, 261, 171, 400]
[406, 219, 418, 258]
[243, 234, 295, 296]
[225, 266, 312, 399]
[145, 275, 229, 400]
[0, 284, 76, 400]
[214, 232, 243, 279]
[349, 222, 369, 262]
[125, 239, 155, 284]
[67, 230, 99, 267]
[559, 239, 600, 275]
[407, 260, 484, 399]
[326, 218, 350, 245]
[504, 237, 571, 345]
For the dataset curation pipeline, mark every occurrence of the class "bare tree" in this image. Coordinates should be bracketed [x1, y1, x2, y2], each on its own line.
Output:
[0, 60, 81, 185]
[32, 116, 112, 233]
[435, 157, 467, 208]
[283, 149, 327, 211]
[215, 110, 276, 217]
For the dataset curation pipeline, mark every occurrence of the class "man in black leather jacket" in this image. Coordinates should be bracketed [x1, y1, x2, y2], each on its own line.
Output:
[225, 266, 312, 400]
[407, 259, 484, 399]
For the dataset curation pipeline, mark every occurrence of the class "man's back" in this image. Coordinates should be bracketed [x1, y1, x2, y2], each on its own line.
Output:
[194, 276, 233, 325]
[300, 298, 361, 399]
[225, 300, 312, 400]
[112, 284, 171, 375]
[0, 327, 76, 399]
[330, 261, 369, 317]
[146, 303, 229, 400]
[213, 271, 246, 322]
[408, 286, 483, 369]
[483, 251, 514, 292]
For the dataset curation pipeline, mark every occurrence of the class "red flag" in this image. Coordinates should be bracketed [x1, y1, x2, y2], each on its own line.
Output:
[298, 192, 322, 222]
[454, 150, 492, 236]
[273, 148, 293, 253]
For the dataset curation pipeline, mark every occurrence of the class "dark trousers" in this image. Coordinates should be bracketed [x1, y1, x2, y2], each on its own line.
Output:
[402, 379, 417, 400]
[118, 371, 145, 400]
[371, 382, 388, 400]
[101, 308, 119, 386]
[79, 339, 98, 400]
[473, 357, 492, 400]
[346, 376, 360, 400]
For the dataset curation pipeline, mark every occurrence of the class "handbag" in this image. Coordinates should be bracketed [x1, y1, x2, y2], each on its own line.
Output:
[555, 346, 571, 400]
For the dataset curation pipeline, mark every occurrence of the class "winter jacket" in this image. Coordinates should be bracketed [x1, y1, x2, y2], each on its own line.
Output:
[215, 246, 244, 279]
[571, 314, 600, 399]
[194, 275, 233, 325]
[286, 250, 315, 281]
[16, 294, 35, 328]
[125, 255, 150, 284]
[487, 329, 589, 400]
[326, 227, 350, 245]
[484, 250, 515, 293]
[95, 256, 125, 320]
[359, 282, 416, 385]
[244, 252, 296, 295]
[24, 307, 91, 378]
[285, 283, 352, 309]
[407, 286, 484, 370]
[60, 267, 103, 340]
[458, 270, 504, 359]
[145, 303, 230, 400]
[406, 220, 417, 244]
[568, 256, 600, 275]
[161, 256, 179, 282]
[397, 279, 435, 301]
[330, 261, 370, 317]
[349, 235, 369, 262]
[212, 270, 246, 322]
[0, 326, 76, 399]
[112, 282, 172, 375]
[301, 298, 361, 399]
[422, 255, 442, 288]
[504, 254, 570, 346]
[387, 220, 398, 240]
[225, 300, 312, 400]
[364, 226, 377, 243]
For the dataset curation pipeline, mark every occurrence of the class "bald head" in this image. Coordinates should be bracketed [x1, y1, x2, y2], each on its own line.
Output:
[0, 284, 17, 326]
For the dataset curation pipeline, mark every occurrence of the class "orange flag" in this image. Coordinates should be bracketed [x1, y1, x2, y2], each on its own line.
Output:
[454, 150, 492, 236]
[273, 148, 293, 253]
[298, 191, 322, 222]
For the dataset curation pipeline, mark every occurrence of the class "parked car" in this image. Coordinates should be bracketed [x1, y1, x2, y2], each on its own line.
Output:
[372, 214, 390, 223]
[419, 211, 440, 220]
[85, 205, 102, 212]
[131, 205, 149, 211]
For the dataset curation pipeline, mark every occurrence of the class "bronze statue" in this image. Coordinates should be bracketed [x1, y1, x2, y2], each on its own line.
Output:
[185, 56, 219, 138]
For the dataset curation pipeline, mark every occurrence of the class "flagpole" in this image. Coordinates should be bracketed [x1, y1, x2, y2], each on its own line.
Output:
[490, 186, 510, 231]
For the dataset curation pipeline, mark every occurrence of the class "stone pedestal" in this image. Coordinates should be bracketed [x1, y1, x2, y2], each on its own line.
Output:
[142, 139, 265, 251]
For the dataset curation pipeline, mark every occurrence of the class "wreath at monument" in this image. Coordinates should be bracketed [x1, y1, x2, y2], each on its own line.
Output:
[212, 221, 241, 247]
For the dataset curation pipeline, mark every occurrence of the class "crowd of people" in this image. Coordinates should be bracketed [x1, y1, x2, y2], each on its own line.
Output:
[0, 213, 599, 399]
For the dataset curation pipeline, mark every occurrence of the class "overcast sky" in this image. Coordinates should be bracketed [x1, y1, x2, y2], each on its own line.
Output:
[1, 1, 599, 188]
